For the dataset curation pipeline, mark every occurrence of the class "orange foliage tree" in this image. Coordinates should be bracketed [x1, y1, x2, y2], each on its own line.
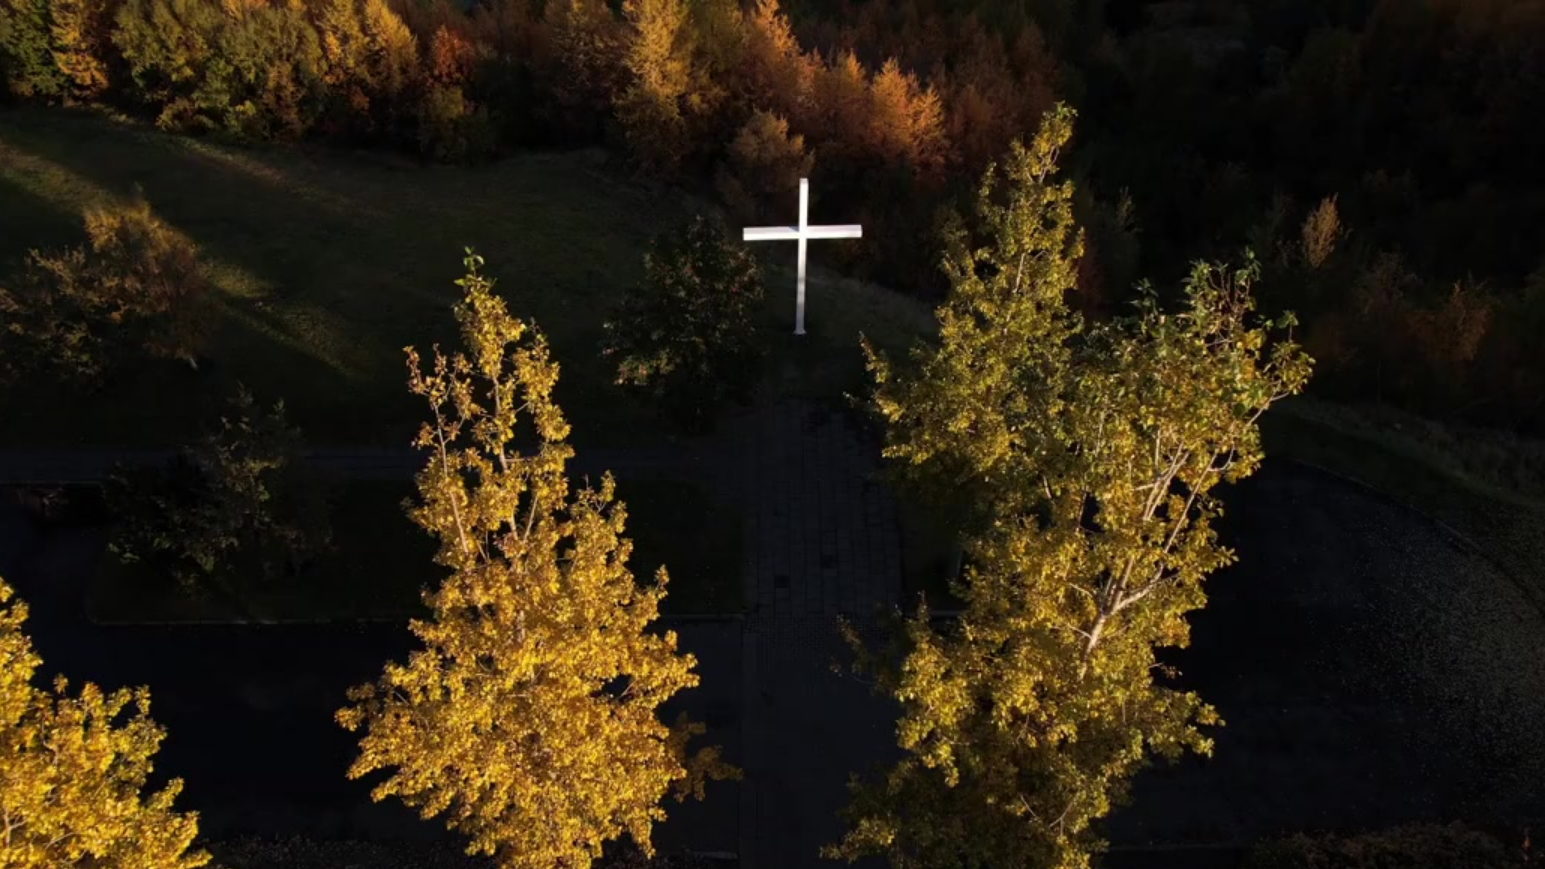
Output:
[714, 109, 813, 222]
[48, 0, 116, 99]
[313, 0, 419, 139]
[866, 57, 947, 179]
[737, 0, 814, 125]
[615, 0, 694, 173]
[416, 24, 494, 162]
[539, 0, 626, 139]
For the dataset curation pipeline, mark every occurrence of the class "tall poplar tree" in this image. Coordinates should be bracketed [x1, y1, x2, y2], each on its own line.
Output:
[0, 578, 208, 869]
[338, 251, 736, 869]
[831, 105, 1313, 869]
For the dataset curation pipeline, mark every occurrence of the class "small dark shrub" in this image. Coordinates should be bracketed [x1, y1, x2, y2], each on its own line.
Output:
[106, 387, 331, 607]
[602, 214, 765, 431]
[1245, 822, 1522, 869]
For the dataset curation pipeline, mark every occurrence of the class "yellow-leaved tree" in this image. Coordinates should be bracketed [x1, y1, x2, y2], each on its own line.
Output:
[615, 0, 695, 173]
[0, 577, 208, 869]
[313, 0, 418, 137]
[829, 105, 1314, 869]
[48, 0, 113, 99]
[337, 251, 737, 869]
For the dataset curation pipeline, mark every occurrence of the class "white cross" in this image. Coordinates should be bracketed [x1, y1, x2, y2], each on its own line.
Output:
[742, 178, 862, 336]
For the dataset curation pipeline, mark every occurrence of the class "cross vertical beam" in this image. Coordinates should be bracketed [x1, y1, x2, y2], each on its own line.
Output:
[742, 178, 863, 336]
[796, 178, 809, 335]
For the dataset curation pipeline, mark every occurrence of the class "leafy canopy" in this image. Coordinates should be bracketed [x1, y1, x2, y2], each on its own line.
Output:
[0, 197, 213, 383]
[339, 251, 737, 869]
[833, 104, 1313, 869]
[0, 577, 208, 869]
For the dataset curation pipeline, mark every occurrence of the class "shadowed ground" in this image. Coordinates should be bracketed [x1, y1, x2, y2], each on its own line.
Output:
[0, 506, 742, 853]
[4, 450, 1541, 865]
[1111, 461, 1545, 845]
[0, 109, 930, 451]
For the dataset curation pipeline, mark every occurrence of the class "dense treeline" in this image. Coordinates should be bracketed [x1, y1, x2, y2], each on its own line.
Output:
[772, 0, 1545, 432]
[2, 0, 1542, 433]
[1075, 0, 1545, 433]
[0, 0, 1058, 301]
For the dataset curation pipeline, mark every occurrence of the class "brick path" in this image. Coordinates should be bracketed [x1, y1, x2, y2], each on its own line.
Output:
[709, 400, 904, 869]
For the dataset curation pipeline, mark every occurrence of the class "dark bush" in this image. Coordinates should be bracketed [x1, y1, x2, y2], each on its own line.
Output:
[602, 214, 765, 432]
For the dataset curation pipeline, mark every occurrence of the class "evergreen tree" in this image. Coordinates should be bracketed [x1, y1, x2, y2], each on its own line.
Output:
[314, 0, 418, 139]
[615, 0, 694, 172]
[48, 0, 114, 98]
[0, 0, 66, 99]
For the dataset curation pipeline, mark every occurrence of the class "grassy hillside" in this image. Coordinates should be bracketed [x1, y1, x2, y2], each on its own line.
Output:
[0, 108, 931, 448]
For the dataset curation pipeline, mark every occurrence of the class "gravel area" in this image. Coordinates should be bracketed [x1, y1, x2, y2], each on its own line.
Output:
[1110, 460, 1545, 844]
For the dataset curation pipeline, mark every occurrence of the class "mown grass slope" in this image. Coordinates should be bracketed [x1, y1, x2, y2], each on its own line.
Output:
[0, 108, 932, 449]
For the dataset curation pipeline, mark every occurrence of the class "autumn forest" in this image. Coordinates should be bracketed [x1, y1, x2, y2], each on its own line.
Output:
[0, 0, 1543, 867]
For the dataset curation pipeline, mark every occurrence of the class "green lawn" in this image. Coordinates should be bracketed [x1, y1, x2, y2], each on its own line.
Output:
[0, 107, 932, 449]
[86, 476, 744, 623]
[21, 108, 1543, 623]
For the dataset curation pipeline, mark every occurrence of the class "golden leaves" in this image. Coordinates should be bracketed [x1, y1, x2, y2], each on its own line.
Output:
[339, 251, 734, 869]
[838, 105, 1313, 869]
[0, 578, 208, 869]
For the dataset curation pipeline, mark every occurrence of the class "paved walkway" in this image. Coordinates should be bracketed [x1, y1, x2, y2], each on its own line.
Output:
[708, 401, 904, 869]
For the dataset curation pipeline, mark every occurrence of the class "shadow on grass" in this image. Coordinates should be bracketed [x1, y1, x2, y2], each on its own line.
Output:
[0, 296, 365, 447]
[0, 173, 80, 268]
[2, 107, 949, 453]
[622, 478, 746, 615]
[0, 108, 691, 447]
[87, 479, 436, 623]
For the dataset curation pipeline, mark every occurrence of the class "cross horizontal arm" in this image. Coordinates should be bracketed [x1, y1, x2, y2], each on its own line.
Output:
[743, 226, 802, 241]
[802, 224, 864, 239]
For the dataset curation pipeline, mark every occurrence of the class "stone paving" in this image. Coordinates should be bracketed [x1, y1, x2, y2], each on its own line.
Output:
[705, 400, 905, 869]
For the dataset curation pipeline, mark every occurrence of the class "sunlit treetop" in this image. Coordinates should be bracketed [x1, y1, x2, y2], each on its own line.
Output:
[837, 105, 1312, 869]
[338, 251, 737, 869]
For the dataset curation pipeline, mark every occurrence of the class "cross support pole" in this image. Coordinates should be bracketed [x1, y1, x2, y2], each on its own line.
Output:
[742, 178, 863, 336]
